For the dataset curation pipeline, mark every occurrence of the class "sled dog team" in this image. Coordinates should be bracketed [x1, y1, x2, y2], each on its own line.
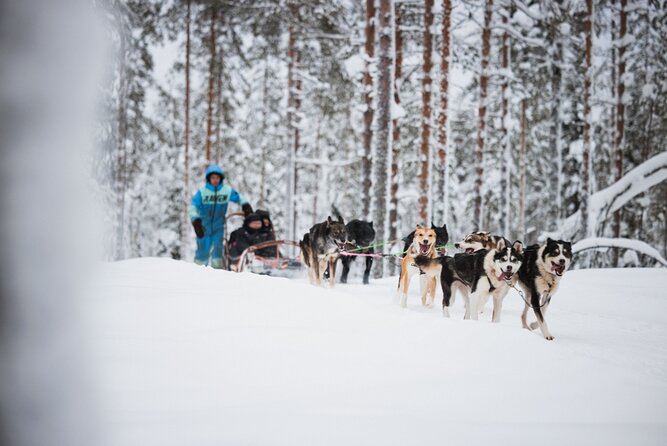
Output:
[300, 217, 572, 341]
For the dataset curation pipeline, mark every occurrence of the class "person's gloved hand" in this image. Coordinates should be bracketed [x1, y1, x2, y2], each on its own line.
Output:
[192, 218, 205, 238]
[242, 203, 253, 217]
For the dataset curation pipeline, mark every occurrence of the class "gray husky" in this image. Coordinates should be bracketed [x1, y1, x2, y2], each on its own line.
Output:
[300, 216, 349, 287]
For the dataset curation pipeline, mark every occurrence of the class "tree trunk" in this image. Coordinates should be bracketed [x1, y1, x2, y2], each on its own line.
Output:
[582, 0, 593, 238]
[286, 23, 300, 242]
[612, 0, 627, 266]
[204, 6, 216, 164]
[287, 24, 295, 241]
[312, 119, 322, 226]
[474, 0, 493, 228]
[419, 0, 434, 224]
[115, 27, 128, 260]
[373, 0, 394, 278]
[182, 0, 191, 253]
[549, 7, 563, 224]
[214, 8, 224, 164]
[293, 49, 302, 239]
[259, 58, 268, 208]
[518, 98, 527, 241]
[500, 4, 510, 237]
[389, 1, 403, 275]
[436, 0, 452, 226]
[362, 0, 376, 218]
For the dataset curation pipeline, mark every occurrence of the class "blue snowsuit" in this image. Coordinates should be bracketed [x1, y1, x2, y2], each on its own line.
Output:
[189, 165, 248, 268]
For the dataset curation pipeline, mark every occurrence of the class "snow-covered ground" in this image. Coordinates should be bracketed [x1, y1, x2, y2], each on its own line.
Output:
[87, 258, 667, 445]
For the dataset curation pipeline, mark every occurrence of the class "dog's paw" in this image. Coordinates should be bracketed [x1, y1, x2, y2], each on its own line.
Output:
[529, 322, 539, 330]
[544, 335, 554, 341]
[442, 307, 450, 318]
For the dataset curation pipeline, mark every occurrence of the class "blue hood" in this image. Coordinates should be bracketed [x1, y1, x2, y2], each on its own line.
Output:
[205, 165, 225, 184]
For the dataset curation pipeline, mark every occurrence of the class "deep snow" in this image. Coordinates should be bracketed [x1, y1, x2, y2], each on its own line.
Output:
[87, 258, 667, 445]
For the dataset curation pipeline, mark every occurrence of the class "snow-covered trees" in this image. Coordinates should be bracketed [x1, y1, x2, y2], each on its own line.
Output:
[98, 0, 667, 269]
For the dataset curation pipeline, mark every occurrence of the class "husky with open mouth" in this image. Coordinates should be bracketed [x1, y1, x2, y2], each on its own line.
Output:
[397, 225, 440, 308]
[415, 238, 523, 321]
[517, 238, 572, 340]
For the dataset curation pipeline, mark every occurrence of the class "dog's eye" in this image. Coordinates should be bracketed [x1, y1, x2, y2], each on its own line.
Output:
[501, 256, 507, 261]
[553, 249, 560, 256]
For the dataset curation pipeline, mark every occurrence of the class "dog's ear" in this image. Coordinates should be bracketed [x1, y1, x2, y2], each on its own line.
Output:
[327, 216, 334, 226]
[338, 215, 344, 224]
[430, 221, 436, 229]
[546, 237, 554, 245]
[496, 238, 507, 250]
[369, 221, 374, 228]
[513, 240, 523, 253]
[416, 224, 423, 230]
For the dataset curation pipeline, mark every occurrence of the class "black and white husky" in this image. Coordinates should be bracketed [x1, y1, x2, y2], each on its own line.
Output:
[517, 238, 572, 340]
[416, 239, 523, 321]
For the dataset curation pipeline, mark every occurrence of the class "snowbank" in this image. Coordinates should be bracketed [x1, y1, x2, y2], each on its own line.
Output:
[86, 258, 667, 446]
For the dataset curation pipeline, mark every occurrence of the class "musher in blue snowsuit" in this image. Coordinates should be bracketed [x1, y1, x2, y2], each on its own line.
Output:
[190, 165, 253, 268]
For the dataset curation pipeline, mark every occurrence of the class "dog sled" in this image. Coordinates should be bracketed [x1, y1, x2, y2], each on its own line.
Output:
[223, 211, 304, 277]
[234, 240, 303, 277]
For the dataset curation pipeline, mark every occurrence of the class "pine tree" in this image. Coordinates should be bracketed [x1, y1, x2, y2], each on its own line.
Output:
[436, 0, 452, 226]
[581, 0, 593, 238]
[612, 0, 627, 265]
[373, 0, 394, 277]
[418, 0, 434, 224]
[473, 0, 493, 229]
[362, 0, 375, 218]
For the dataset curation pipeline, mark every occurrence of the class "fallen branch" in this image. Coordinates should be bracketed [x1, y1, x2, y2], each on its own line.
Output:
[572, 237, 667, 267]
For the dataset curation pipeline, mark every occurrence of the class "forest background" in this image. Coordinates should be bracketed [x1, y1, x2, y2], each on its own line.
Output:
[99, 0, 667, 272]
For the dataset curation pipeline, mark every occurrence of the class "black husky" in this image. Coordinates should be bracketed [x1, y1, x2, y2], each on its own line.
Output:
[339, 219, 376, 285]
[300, 216, 349, 287]
[517, 238, 572, 340]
